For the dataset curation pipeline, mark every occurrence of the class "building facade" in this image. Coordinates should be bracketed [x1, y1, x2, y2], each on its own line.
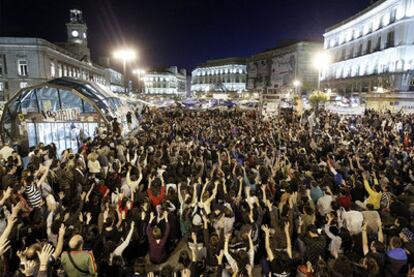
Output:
[142, 66, 187, 95]
[247, 42, 322, 93]
[0, 10, 116, 101]
[322, 0, 414, 94]
[104, 68, 124, 94]
[191, 58, 247, 93]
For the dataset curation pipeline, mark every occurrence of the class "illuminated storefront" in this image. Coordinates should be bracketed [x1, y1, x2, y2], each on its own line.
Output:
[0, 77, 140, 155]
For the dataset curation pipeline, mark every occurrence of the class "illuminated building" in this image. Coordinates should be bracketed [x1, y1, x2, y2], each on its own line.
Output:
[247, 42, 322, 92]
[322, 0, 414, 95]
[0, 10, 121, 101]
[142, 66, 187, 95]
[191, 57, 247, 93]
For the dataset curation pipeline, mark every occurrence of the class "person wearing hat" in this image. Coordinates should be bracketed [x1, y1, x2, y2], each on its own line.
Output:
[61, 234, 97, 277]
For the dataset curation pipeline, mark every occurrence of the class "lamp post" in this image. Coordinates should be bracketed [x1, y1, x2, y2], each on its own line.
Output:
[293, 80, 301, 95]
[133, 68, 146, 94]
[113, 48, 136, 95]
[313, 52, 331, 91]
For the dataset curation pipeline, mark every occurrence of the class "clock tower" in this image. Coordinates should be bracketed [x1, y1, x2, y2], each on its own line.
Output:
[66, 9, 90, 61]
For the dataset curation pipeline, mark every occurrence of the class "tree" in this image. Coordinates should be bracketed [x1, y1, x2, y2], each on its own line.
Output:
[309, 91, 329, 112]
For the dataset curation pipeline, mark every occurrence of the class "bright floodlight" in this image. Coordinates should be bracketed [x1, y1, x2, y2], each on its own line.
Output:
[293, 80, 301, 87]
[113, 49, 136, 61]
[313, 52, 331, 69]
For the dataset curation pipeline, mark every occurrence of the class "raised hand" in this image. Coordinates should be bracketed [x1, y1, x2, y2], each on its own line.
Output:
[216, 250, 224, 265]
[58, 224, 66, 238]
[11, 201, 24, 218]
[149, 212, 155, 223]
[36, 244, 54, 267]
[2, 187, 12, 200]
[22, 260, 37, 276]
[261, 224, 270, 234]
[84, 211, 91, 222]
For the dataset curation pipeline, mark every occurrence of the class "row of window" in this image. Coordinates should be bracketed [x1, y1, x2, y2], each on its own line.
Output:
[0, 58, 29, 77]
[326, 7, 398, 48]
[194, 68, 246, 76]
[144, 77, 176, 82]
[50, 61, 105, 85]
[0, 56, 105, 85]
[331, 31, 395, 63]
[0, 81, 30, 92]
[145, 84, 176, 88]
[193, 76, 246, 84]
[326, 59, 412, 80]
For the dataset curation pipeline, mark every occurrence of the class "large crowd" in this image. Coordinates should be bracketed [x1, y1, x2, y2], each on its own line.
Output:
[0, 107, 414, 277]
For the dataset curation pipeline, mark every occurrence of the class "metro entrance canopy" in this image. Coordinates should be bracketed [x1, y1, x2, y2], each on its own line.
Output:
[0, 77, 140, 155]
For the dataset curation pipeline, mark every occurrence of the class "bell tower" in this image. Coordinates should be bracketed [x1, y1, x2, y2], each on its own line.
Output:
[65, 9, 90, 61]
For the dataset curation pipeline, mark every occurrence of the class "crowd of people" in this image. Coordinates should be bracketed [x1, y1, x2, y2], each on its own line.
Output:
[0, 106, 414, 277]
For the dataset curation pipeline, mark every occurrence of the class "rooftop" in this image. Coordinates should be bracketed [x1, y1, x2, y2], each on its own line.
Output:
[0, 37, 105, 71]
[200, 57, 247, 67]
[325, 0, 387, 32]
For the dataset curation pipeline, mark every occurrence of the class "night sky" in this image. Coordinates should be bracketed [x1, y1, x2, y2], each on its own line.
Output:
[0, 0, 372, 71]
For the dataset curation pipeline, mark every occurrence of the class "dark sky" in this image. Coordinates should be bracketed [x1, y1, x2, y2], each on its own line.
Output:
[0, 0, 372, 71]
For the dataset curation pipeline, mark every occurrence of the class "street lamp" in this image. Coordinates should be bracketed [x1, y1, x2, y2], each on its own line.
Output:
[133, 68, 146, 94]
[113, 48, 136, 94]
[293, 80, 301, 94]
[313, 52, 331, 91]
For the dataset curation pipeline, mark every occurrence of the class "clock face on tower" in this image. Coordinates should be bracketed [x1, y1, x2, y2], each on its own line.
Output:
[71, 30, 79, 37]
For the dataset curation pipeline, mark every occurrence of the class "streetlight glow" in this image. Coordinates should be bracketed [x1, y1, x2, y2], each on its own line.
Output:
[313, 51, 331, 69]
[293, 80, 301, 87]
[113, 48, 137, 94]
[113, 49, 136, 61]
[133, 68, 146, 94]
[313, 51, 331, 91]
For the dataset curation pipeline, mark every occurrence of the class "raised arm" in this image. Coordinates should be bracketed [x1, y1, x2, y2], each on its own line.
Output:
[284, 222, 292, 259]
[247, 229, 255, 266]
[0, 187, 12, 206]
[362, 222, 369, 256]
[261, 225, 274, 261]
[52, 224, 66, 260]
[36, 164, 51, 187]
[377, 217, 384, 243]
[223, 233, 238, 273]
[0, 201, 22, 242]
[113, 222, 135, 257]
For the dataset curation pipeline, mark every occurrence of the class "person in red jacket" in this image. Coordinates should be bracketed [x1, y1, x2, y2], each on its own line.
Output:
[147, 174, 166, 207]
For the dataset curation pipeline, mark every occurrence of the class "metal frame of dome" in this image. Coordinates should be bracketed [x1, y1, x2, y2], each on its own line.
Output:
[0, 77, 117, 143]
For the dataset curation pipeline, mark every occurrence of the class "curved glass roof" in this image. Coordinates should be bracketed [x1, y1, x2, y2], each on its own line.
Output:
[47, 77, 123, 115]
[0, 77, 127, 144]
